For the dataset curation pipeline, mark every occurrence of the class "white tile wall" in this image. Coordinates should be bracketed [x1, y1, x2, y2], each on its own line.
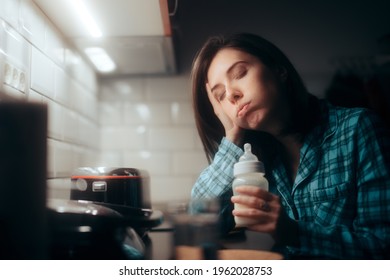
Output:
[0, 0, 208, 206]
[148, 127, 196, 150]
[123, 150, 172, 176]
[0, 13, 30, 99]
[19, 0, 46, 50]
[0, 0, 100, 200]
[31, 46, 56, 98]
[0, 0, 20, 30]
[152, 176, 195, 203]
[173, 152, 208, 175]
[124, 103, 172, 125]
[99, 75, 209, 205]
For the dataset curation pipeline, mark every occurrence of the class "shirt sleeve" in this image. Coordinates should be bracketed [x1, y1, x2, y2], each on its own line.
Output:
[191, 138, 243, 234]
[191, 137, 243, 199]
[297, 110, 390, 259]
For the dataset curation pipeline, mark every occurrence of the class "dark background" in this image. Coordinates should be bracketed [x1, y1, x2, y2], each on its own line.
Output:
[169, 0, 390, 98]
[170, 0, 389, 72]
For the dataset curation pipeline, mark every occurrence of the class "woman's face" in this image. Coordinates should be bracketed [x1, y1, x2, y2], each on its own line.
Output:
[206, 48, 288, 135]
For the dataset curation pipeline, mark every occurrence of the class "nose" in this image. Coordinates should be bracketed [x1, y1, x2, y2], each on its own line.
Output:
[226, 86, 243, 104]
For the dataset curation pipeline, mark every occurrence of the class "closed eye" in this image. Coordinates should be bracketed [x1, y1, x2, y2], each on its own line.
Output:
[232, 67, 247, 80]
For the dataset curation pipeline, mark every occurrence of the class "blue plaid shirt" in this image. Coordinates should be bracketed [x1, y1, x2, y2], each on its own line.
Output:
[192, 101, 390, 259]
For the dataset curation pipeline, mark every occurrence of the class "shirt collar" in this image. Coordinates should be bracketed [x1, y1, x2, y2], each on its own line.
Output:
[304, 99, 338, 149]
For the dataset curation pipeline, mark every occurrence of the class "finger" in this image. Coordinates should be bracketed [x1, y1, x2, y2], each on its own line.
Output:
[206, 83, 219, 109]
[232, 206, 274, 226]
[206, 83, 222, 117]
[231, 195, 272, 212]
[259, 200, 271, 212]
[234, 185, 274, 201]
[206, 83, 235, 131]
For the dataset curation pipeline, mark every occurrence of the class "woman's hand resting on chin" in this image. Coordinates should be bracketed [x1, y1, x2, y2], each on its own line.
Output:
[206, 83, 244, 146]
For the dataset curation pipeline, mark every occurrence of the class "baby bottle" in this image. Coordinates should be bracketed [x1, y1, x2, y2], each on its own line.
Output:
[232, 143, 269, 227]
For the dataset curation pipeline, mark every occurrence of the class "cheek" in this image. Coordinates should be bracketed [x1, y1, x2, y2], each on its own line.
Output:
[254, 86, 276, 107]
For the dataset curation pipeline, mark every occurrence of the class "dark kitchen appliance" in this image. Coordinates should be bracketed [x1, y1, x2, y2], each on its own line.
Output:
[70, 167, 151, 209]
[0, 101, 48, 259]
[47, 199, 146, 259]
[67, 167, 163, 259]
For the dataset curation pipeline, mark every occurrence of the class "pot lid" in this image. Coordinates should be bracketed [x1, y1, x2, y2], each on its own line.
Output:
[47, 199, 122, 218]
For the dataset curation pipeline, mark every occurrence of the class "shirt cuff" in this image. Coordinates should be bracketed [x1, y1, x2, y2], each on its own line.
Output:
[218, 137, 243, 161]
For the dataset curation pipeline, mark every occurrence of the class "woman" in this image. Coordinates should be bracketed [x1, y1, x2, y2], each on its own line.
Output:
[191, 33, 390, 259]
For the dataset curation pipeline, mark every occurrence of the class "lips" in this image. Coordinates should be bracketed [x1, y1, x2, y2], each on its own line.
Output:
[237, 102, 250, 117]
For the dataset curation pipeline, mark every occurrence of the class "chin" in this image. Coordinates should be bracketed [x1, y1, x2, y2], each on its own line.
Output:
[238, 112, 265, 131]
[239, 119, 276, 136]
[236, 121, 263, 132]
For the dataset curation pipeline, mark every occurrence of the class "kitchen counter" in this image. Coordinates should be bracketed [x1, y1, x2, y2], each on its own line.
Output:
[146, 221, 280, 260]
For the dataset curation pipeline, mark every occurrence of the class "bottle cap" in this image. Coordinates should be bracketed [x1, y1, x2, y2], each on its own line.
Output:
[234, 143, 264, 176]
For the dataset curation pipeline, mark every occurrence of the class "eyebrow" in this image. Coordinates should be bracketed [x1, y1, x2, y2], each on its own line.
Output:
[210, 61, 247, 93]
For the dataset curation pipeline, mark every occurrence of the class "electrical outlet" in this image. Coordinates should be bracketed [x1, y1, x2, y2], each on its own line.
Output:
[4, 62, 12, 85]
[3, 62, 26, 93]
[18, 71, 26, 92]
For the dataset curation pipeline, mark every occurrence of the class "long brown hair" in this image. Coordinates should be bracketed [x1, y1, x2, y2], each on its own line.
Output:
[191, 33, 315, 163]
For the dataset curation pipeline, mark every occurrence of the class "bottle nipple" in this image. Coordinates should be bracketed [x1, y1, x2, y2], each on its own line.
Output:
[234, 143, 264, 176]
[239, 143, 258, 162]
